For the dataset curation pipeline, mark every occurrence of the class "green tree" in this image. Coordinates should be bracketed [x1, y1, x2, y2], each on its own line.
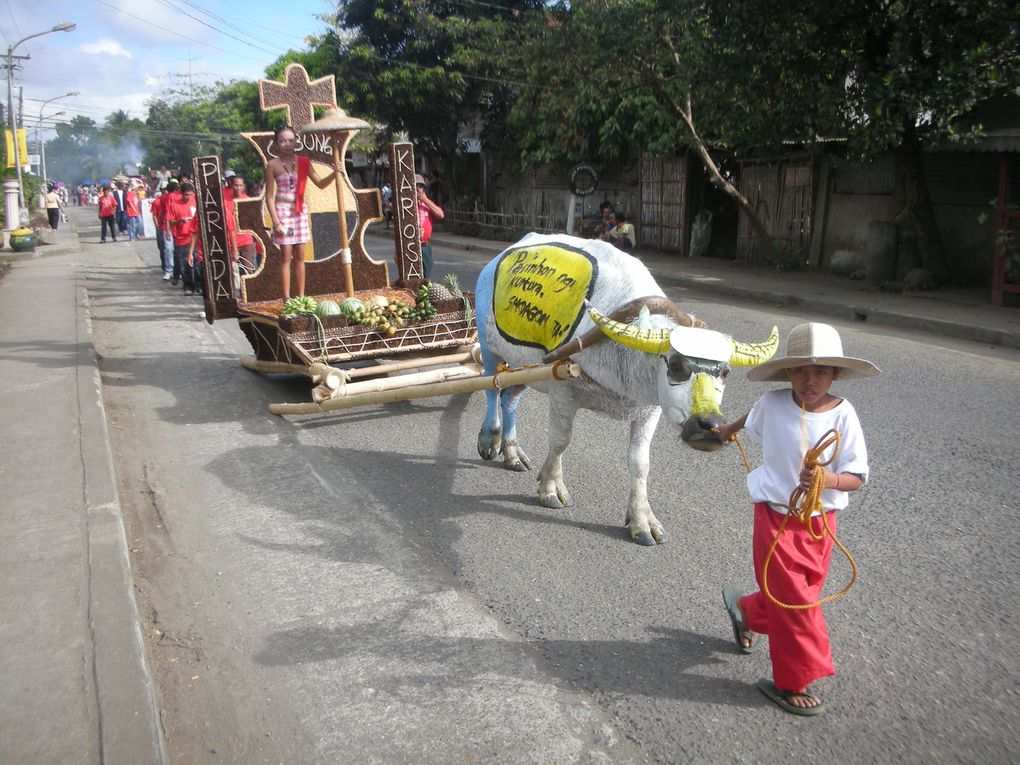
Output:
[504, 0, 1020, 275]
[289, 0, 545, 195]
[142, 80, 268, 180]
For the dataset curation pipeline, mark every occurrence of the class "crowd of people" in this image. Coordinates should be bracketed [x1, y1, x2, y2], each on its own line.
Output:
[146, 168, 264, 298]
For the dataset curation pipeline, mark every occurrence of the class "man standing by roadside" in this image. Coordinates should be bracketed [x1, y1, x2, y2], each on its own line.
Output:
[45, 184, 63, 230]
[415, 173, 444, 279]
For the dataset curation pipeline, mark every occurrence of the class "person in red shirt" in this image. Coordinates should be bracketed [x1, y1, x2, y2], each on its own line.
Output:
[126, 183, 143, 241]
[159, 180, 182, 282]
[98, 186, 118, 243]
[415, 173, 444, 278]
[187, 229, 205, 298]
[167, 182, 200, 293]
[150, 190, 171, 278]
[224, 175, 258, 290]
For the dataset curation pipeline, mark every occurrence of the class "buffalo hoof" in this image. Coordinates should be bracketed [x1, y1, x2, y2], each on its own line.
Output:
[630, 527, 666, 546]
[539, 488, 573, 508]
[503, 445, 531, 471]
[477, 430, 502, 461]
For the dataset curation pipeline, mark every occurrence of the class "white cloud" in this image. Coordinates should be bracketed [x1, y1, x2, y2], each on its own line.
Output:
[81, 39, 133, 58]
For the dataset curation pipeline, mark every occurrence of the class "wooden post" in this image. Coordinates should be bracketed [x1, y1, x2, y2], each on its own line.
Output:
[332, 131, 355, 298]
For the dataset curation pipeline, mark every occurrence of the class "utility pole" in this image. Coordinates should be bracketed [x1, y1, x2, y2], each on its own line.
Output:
[178, 55, 199, 98]
[5, 22, 76, 216]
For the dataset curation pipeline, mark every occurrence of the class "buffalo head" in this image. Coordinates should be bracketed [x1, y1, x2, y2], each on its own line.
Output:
[586, 302, 779, 452]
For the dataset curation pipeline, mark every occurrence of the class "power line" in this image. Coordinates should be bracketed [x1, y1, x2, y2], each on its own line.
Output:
[95, 0, 279, 66]
[177, 0, 300, 52]
[153, 0, 285, 58]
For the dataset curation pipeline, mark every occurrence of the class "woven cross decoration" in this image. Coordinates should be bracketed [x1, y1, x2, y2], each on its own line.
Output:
[259, 63, 336, 130]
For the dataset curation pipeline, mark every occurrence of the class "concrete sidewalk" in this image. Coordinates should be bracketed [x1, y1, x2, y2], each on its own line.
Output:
[0, 210, 164, 764]
[412, 227, 1020, 350]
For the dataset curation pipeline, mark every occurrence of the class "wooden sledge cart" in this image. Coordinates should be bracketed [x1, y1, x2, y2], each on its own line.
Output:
[194, 64, 577, 414]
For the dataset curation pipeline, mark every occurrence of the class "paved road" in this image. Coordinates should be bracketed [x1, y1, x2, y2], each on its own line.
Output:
[85, 227, 1020, 763]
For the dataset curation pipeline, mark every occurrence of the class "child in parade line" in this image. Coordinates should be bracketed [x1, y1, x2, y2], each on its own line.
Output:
[98, 186, 117, 242]
[187, 226, 205, 298]
[126, 182, 143, 241]
[264, 125, 337, 300]
[225, 174, 259, 296]
[712, 322, 879, 717]
[168, 182, 200, 294]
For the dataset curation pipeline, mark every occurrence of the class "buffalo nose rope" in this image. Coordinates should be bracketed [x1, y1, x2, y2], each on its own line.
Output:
[718, 426, 858, 610]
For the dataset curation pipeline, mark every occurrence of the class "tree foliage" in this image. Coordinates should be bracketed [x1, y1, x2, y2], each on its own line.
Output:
[293, 1, 546, 160]
[141, 79, 269, 181]
[500, 0, 1020, 271]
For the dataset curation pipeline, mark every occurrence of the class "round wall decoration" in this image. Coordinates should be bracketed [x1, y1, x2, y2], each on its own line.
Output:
[568, 164, 599, 197]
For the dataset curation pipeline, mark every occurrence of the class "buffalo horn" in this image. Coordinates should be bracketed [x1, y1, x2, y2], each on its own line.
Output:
[586, 301, 672, 354]
[542, 296, 705, 363]
[729, 325, 780, 367]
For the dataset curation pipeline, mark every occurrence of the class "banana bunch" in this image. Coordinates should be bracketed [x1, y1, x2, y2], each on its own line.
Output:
[408, 284, 439, 324]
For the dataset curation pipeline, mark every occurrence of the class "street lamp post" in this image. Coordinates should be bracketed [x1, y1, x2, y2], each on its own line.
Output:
[36, 90, 78, 187]
[37, 110, 66, 194]
[5, 22, 76, 217]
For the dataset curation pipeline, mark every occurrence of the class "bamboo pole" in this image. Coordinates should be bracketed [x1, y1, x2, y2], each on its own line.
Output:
[269, 361, 580, 416]
[346, 344, 480, 380]
[338, 364, 481, 397]
[240, 355, 310, 376]
[331, 131, 355, 298]
[242, 355, 347, 387]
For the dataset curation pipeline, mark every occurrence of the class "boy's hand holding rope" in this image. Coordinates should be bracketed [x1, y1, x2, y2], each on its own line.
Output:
[714, 427, 858, 610]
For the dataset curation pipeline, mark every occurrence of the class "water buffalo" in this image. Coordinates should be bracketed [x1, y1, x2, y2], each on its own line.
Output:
[474, 233, 777, 545]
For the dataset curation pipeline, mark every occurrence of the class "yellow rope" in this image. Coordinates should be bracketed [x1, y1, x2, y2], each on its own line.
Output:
[720, 425, 858, 610]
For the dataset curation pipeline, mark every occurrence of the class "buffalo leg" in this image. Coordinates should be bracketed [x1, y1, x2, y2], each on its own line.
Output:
[538, 388, 577, 508]
[625, 409, 666, 545]
[499, 385, 531, 471]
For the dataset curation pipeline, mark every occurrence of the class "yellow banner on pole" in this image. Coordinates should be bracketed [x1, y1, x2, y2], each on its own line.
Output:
[5, 129, 29, 168]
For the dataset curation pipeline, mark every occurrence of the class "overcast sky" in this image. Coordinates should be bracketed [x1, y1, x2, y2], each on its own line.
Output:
[1, 0, 331, 139]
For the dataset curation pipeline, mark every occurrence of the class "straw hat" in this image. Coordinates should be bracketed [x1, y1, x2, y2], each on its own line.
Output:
[746, 322, 880, 381]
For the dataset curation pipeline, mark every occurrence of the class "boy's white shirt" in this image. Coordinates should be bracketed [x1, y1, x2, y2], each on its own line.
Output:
[744, 389, 869, 514]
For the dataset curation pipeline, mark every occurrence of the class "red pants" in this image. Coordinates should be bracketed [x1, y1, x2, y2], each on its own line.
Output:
[740, 502, 837, 692]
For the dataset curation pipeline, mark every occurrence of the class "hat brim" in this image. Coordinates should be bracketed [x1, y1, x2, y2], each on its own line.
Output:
[746, 355, 881, 382]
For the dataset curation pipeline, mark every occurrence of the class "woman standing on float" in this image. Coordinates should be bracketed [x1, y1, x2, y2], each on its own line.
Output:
[264, 125, 337, 299]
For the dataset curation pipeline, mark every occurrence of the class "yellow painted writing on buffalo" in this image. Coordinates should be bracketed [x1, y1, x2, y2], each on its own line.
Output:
[493, 244, 597, 351]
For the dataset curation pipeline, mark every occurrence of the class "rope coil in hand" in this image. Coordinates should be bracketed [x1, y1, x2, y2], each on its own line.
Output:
[723, 427, 858, 610]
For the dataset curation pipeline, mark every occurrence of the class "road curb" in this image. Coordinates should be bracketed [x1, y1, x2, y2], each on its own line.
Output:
[75, 257, 167, 764]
